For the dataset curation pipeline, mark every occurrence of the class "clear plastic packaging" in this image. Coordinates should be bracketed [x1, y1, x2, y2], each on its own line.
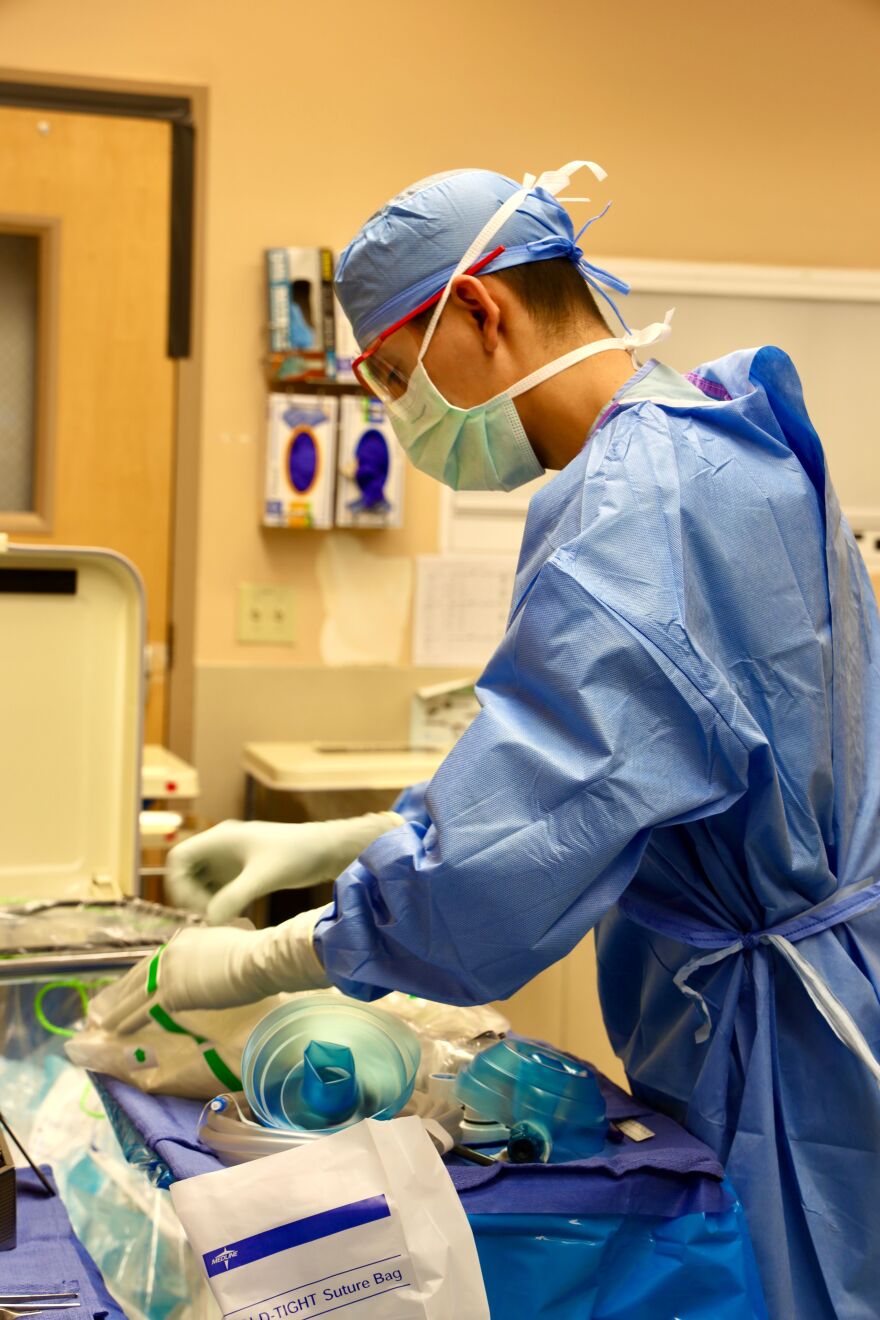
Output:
[0, 980, 98, 1060]
[363, 992, 509, 1088]
[67, 991, 295, 1100]
[199, 1088, 463, 1165]
[0, 975, 217, 1314]
[30, 1064, 219, 1319]
[0, 899, 200, 955]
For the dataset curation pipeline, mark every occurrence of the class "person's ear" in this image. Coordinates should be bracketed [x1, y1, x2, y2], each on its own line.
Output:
[451, 275, 501, 352]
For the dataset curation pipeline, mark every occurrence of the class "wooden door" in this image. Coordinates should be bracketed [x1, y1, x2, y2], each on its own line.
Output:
[0, 105, 176, 741]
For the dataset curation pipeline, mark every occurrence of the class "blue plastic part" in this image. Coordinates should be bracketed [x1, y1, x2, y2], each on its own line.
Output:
[469, 1189, 768, 1318]
[242, 994, 420, 1134]
[301, 1040, 358, 1121]
[456, 1036, 607, 1162]
[506, 1120, 550, 1164]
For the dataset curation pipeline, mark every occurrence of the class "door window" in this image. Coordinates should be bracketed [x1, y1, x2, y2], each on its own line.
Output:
[0, 231, 40, 513]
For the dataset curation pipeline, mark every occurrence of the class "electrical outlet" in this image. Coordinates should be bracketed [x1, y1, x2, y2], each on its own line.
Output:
[237, 583, 295, 645]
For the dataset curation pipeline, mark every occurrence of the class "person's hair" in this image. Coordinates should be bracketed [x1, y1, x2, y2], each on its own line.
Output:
[492, 259, 610, 336]
[411, 258, 609, 339]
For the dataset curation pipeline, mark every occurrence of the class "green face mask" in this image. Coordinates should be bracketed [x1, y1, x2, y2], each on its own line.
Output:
[385, 357, 543, 492]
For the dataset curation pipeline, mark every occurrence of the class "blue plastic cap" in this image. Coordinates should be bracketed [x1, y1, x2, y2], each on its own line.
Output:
[302, 1040, 358, 1120]
[335, 169, 581, 348]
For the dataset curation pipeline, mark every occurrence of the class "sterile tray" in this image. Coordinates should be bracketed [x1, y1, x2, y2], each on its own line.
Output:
[0, 898, 201, 984]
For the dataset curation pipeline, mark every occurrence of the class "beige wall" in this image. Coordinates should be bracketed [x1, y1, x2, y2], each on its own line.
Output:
[2, 0, 878, 1084]
[3, 0, 878, 674]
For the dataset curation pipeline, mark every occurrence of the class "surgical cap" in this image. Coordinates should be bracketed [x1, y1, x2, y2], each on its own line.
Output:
[335, 168, 627, 348]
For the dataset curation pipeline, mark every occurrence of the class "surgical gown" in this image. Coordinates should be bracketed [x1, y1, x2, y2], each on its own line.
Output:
[315, 348, 880, 1320]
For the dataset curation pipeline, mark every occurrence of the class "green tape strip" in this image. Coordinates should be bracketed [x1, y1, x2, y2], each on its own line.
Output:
[145, 943, 239, 1089]
[148, 1003, 207, 1045]
[202, 1048, 242, 1092]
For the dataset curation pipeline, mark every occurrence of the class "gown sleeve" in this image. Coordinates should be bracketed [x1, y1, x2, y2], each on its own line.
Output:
[314, 557, 750, 1004]
[391, 781, 432, 827]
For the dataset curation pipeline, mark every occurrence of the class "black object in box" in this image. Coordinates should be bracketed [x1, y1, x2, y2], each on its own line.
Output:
[0, 1133, 16, 1252]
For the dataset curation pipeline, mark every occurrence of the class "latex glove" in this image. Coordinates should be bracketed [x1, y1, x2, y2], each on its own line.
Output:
[91, 908, 330, 1036]
[165, 813, 403, 924]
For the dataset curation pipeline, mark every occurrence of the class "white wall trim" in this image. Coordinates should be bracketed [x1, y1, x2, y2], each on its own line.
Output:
[592, 256, 880, 303]
[441, 258, 880, 550]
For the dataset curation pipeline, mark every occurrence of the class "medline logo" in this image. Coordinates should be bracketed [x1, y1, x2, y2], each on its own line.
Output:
[210, 1247, 238, 1270]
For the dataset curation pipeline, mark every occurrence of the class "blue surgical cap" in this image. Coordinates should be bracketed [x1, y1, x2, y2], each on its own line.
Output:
[335, 168, 629, 348]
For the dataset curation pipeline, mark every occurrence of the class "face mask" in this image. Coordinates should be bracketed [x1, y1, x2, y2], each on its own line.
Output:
[383, 160, 674, 492]
[386, 362, 542, 491]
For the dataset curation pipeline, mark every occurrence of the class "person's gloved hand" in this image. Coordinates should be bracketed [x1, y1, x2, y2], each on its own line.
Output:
[91, 908, 331, 1036]
[165, 813, 404, 924]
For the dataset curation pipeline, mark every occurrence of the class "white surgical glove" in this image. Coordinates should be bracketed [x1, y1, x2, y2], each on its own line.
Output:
[91, 908, 331, 1037]
[165, 813, 403, 924]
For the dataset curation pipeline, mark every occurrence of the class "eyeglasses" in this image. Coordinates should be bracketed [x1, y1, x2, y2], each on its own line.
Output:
[352, 245, 506, 402]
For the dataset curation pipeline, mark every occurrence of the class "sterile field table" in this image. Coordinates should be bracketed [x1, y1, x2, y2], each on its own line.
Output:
[92, 1064, 768, 1318]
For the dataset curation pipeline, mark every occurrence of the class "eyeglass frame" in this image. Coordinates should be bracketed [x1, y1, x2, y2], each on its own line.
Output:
[351, 245, 506, 394]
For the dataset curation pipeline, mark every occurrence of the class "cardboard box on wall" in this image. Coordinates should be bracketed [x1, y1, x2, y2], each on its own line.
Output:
[264, 393, 338, 530]
[266, 247, 336, 381]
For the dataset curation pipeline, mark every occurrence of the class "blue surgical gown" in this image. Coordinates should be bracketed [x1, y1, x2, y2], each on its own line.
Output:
[315, 348, 880, 1320]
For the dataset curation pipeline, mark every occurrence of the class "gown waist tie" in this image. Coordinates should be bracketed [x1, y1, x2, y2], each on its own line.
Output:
[617, 876, 880, 1087]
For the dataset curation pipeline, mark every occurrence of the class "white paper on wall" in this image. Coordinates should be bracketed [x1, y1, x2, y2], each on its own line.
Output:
[413, 556, 516, 668]
[318, 533, 413, 666]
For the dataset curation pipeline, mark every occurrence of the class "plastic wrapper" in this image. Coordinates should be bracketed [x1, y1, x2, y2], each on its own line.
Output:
[0, 980, 99, 1059]
[97, 1081, 180, 1189]
[0, 976, 218, 1314]
[67, 993, 295, 1099]
[69, 983, 509, 1105]
[198, 1088, 462, 1165]
[0, 899, 200, 955]
[368, 991, 509, 1087]
[30, 1064, 219, 1319]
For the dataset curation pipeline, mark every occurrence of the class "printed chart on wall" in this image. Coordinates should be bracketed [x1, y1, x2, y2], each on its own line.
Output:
[413, 556, 516, 668]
